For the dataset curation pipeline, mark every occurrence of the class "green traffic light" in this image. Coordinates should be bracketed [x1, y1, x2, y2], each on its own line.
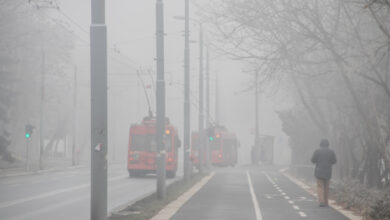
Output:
[25, 133, 30, 139]
[209, 136, 214, 141]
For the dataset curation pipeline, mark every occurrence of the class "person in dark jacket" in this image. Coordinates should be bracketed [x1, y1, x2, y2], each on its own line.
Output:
[311, 139, 337, 207]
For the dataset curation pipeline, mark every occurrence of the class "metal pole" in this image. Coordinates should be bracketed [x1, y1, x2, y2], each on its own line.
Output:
[198, 24, 204, 174]
[156, 0, 166, 200]
[26, 139, 29, 171]
[215, 73, 219, 125]
[255, 71, 259, 150]
[183, 0, 191, 181]
[39, 49, 45, 170]
[72, 66, 77, 166]
[205, 45, 210, 168]
[90, 0, 108, 219]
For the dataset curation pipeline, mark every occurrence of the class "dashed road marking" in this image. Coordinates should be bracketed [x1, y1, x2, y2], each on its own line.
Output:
[299, 211, 307, 217]
[264, 171, 310, 219]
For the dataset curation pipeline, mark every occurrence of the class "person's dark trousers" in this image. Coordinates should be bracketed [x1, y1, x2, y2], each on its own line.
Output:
[316, 178, 330, 206]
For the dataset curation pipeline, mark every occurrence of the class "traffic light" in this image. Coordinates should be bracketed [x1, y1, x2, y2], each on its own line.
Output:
[25, 124, 34, 139]
[207, 127, 214, 141]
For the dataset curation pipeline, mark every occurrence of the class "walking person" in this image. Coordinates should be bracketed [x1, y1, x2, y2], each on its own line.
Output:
[311, 139, 337, 207]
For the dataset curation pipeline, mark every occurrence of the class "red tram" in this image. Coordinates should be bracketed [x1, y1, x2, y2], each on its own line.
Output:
[127, 116, 180, 178]
[190, 132, 207, 168]
[208, 126, 239, 167]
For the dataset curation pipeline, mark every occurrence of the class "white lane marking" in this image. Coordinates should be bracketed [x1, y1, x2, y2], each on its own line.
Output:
[0, 174, 128, 209]
[246, 171, 263, 220]
[284, 196, 290, 200]
[263, 172, 276, 185]
[280, 170, 361, 220]
[288, 200, 294, 204]
[292, 205, 300, 210]
[299, 211, 307, 217]
[281, 192, 286, 196]
[150, 172, 215, 220]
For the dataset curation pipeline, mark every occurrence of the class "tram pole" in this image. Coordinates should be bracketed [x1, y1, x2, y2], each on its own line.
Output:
[198, 24, 204, 174]
[90, 0, 108, 219]
[156, 0, 166, 200]
[205, 44, 211, 169]
[183, 0, 191, 181]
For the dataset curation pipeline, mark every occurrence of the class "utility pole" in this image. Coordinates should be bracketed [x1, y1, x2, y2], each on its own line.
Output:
[205, 45, 210, 168]
[215, 73, 219, 125]
[90, 0, 108, 219]
[183, 0, 191, 181]
[255, 71, 259, 152]
[198, 24, 204, 174]
[72, 66, 77, 166]
[156, 0, 166, 200]
[39, 48, 45, 170]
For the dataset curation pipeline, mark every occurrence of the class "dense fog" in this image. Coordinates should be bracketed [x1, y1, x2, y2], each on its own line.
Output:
[1, 0, 390, 219]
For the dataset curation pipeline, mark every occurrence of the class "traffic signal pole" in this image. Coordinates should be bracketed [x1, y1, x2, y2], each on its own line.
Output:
[156, 0, 166, 200]
[183, 0, 191, 181]
[90, 0, 108, 219]
[25, 139, 30, 171]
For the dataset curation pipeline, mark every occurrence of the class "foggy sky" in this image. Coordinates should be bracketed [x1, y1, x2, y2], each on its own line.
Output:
[57, 0, 291, 164]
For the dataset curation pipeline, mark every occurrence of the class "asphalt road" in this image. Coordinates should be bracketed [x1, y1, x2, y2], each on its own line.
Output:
[0, 162, 181, 220]
[171, 165, 349, 220]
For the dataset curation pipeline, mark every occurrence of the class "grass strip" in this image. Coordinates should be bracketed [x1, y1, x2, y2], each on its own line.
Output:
[109, 173, 206, 220]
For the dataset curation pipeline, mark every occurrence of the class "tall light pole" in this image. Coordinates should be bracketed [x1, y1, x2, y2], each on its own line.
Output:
[198, 24, 204, 174]
[90, 0, 108, 219]
[205, 45, 210, 168]
[39, 48, 45, 170]
[255, 71, 259, 154]
[215, 73, 219, 125]
[72, 66, 77, 166]
[183, 0, 191, 181]
[156, 0, 166, 200]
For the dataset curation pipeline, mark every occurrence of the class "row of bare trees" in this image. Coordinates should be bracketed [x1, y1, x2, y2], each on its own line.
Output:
[0, 0, 75, 164]
[202, 0, 390, 188]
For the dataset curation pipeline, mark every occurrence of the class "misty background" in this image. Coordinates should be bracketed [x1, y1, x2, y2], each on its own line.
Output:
[2, 0, 390, 189]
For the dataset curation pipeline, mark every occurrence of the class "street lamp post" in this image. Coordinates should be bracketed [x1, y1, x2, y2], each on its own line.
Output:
[205, 45, 211, 168]
[156, 0, 166, 200]
[183, 0, 191, 181]
[90, 0, 108, 219]
[198, 24, 204, 174]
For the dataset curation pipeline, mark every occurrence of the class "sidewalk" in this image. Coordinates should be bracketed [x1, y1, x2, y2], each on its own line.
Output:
[0, 157, 88, 177]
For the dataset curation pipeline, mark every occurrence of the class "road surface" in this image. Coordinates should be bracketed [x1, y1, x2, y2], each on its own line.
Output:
[0, 162, 181, 220]
[171, 165, 349, 220]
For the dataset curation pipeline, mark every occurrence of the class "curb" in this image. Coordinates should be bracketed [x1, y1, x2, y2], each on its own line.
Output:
[280, 168, 362, 220]
[109, 175, 185, 216]
[0, 161, 126, 178]
[150, 171, 215, 220]
[0, 165, 88, 178]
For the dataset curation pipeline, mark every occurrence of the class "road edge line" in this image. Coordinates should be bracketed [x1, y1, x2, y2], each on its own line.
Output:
[280, 168, 361, 220]
[150, 171, 215, 220]
[246, 170, 263, 220]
